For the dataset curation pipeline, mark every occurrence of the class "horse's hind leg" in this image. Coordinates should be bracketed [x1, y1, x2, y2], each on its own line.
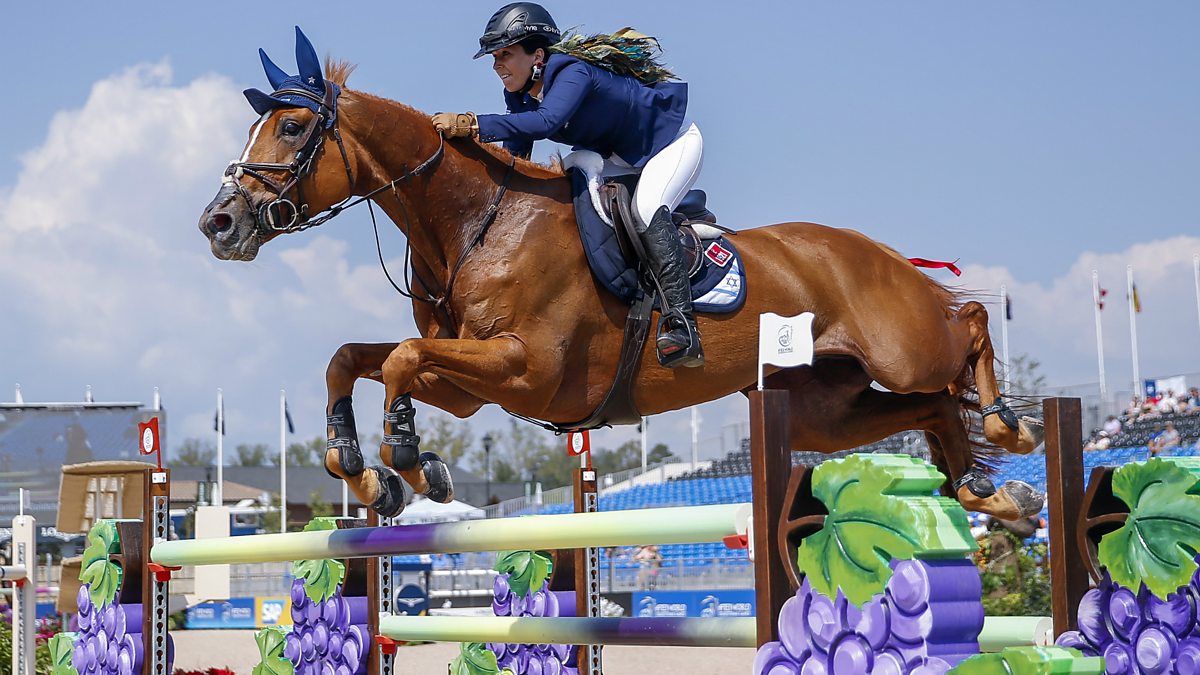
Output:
[956, 302, 1044, 454]
[767, 361, 1042, 520]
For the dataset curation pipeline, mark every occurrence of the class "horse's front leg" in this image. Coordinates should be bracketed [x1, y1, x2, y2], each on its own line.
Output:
[323, 343, 489, 517]
[375, 336, 538, 513]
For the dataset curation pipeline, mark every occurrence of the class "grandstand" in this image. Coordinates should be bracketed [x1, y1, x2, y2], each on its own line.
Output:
[0, 398, 161, 524]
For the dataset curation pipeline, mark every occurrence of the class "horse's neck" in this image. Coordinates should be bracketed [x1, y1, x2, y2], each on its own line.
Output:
[342, 94, 525, 282]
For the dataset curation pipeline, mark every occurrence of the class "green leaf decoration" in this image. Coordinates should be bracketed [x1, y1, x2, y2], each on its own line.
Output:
[79, 520, 124, 608]
[450, 642, 508, 675]
[291, 518, 346, 603]
[796, 454, 978, 607]
[949, 646, 1105, 674]
[1098, 457, 1200, 598]
[494, 550, 553, 598]
[48, 632, 80, 675]
[251, 626, 295, 675]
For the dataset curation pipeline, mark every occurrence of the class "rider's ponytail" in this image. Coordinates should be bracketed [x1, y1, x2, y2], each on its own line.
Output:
[548, 28, 678, 85]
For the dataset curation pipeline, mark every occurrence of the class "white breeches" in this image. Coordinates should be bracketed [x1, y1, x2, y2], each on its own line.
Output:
[602, 122, 705, 228]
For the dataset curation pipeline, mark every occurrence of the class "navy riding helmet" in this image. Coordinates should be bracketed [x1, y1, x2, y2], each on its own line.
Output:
[473, 2, 561, 59]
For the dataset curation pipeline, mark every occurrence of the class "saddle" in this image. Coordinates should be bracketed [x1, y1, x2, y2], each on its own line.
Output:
[600, 180, 709, 280]
[553, 171, 745, 433]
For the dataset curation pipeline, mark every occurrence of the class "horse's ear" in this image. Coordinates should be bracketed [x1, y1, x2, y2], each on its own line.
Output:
[259, 48, 289, 91]
[294, 26, 325, 93]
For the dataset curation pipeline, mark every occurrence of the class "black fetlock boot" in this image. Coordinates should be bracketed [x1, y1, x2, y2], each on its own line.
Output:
[639, 205, 704, 368]
[419, 452, 455, 504]
[325, 396, 365, 480]
[383, 394, 421, 472]
[368, 466, 407, 518]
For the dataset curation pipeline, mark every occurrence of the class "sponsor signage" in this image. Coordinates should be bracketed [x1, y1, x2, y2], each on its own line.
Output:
[186, 596, 293, 629]
[632, 589, 755, 618]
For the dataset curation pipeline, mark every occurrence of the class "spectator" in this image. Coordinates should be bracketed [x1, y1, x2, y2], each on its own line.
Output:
[1149, 422, 1181, 457]
[1102, 415, 1122, 437]
[1159, 390, 1180, 415]
[634, 544, 663, 591]
[1188, 387, 1200, 411]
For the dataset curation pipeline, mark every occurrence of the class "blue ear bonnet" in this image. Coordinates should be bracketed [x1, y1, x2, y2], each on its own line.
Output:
[243, 26, 340, 128]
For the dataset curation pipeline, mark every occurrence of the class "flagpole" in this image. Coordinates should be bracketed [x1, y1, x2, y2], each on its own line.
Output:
[1091, 271, 1107, 402]
[342, 483, 349, 518]
[640, 416, 648, 474]
[280, 389, 287, 533]
[216, 388, 224, 506]
[999, 284, 1010, 383]
[1127, 265, 1141, 399]
[690, 406, 699, 471]
[1193, 254, 1200, 344]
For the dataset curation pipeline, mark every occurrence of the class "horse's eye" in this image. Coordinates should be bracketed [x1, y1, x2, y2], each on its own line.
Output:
[282, 121, 304, 137]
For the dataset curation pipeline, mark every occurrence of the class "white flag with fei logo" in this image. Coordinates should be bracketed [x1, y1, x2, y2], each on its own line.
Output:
[758, 312, 815, 389]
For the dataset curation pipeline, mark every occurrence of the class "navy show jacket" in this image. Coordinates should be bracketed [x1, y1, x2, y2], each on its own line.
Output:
[476, 53, 688, 168]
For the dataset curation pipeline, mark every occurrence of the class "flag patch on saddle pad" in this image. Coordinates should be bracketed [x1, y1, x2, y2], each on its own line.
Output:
[704, 242, 734, 267]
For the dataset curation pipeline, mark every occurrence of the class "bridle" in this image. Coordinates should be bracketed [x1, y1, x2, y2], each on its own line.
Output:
[222, 85, 445, 236]
[220, 83, 514, 329]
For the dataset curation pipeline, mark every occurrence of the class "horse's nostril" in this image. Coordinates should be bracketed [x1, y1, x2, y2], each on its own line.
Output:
[208, 212, 233, 235]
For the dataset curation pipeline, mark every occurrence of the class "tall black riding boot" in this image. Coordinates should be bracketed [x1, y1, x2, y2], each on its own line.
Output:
[639, 205, 704, 368]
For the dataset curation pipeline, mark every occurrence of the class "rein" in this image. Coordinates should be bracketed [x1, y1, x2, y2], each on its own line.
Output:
[223, 86, 516, 331]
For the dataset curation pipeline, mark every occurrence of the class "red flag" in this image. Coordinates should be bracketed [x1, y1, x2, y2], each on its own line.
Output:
[566, 431, 590, 456]
[1098, 288, 1108, 311]
[138, 417, 161, 455]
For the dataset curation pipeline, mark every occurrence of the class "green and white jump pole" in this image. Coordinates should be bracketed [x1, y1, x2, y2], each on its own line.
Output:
[151, 503, 752, 567]
[377, 616, 759, 648]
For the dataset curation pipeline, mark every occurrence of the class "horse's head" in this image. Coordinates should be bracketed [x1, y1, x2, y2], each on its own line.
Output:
[199, 27, 353, 261]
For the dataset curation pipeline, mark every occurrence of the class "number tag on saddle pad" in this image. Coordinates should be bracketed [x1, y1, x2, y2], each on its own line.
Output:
[704, 241, 734, 268]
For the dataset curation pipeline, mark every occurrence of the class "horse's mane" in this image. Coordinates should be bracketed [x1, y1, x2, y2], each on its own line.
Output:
[325, 58, 565, 181]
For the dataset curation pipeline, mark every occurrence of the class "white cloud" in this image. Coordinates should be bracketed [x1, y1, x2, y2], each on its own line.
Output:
[0, 61, 421, 448]
[959, 235, 1200, 395]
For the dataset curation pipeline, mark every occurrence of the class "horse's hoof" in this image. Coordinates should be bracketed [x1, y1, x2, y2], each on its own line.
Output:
[1015, 416, 1045, 455]
[955, 477, 1044, 521]
[369, 467, 407, 518]
[1001, 480, 1045, 519]
[419, 452, 455, 504]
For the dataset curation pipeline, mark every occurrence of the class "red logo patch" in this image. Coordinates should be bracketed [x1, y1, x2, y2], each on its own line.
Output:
[704, 242, 733, 268]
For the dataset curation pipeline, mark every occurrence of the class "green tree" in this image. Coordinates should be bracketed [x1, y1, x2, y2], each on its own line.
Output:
[420, 413, 475, 469]
[593, 441, 676, 474]
[273, 436, 323, 468]
[173, 438, 215, 467]
[308, 489, 334, 519]
[469, 421, 574, 489]
[233, 443, 271, 466]
[1004, 353, 1047, 413]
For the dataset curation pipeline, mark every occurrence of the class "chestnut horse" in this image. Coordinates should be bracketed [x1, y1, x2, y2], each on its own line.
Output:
[199, 60, 1044, 521]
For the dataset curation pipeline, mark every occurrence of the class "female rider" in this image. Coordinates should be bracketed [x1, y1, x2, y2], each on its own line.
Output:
[432, 2, 706, 368]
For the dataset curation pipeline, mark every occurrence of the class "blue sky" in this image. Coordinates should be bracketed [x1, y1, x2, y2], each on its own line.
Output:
[1, 2, 1197, 465]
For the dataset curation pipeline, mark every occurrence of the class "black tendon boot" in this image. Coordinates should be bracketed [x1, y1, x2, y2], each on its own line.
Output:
[384, 394, 455, 504]
[383, 394, 421, 471]
[639, 205, 704, 368]
[325, 396, 365, 480]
